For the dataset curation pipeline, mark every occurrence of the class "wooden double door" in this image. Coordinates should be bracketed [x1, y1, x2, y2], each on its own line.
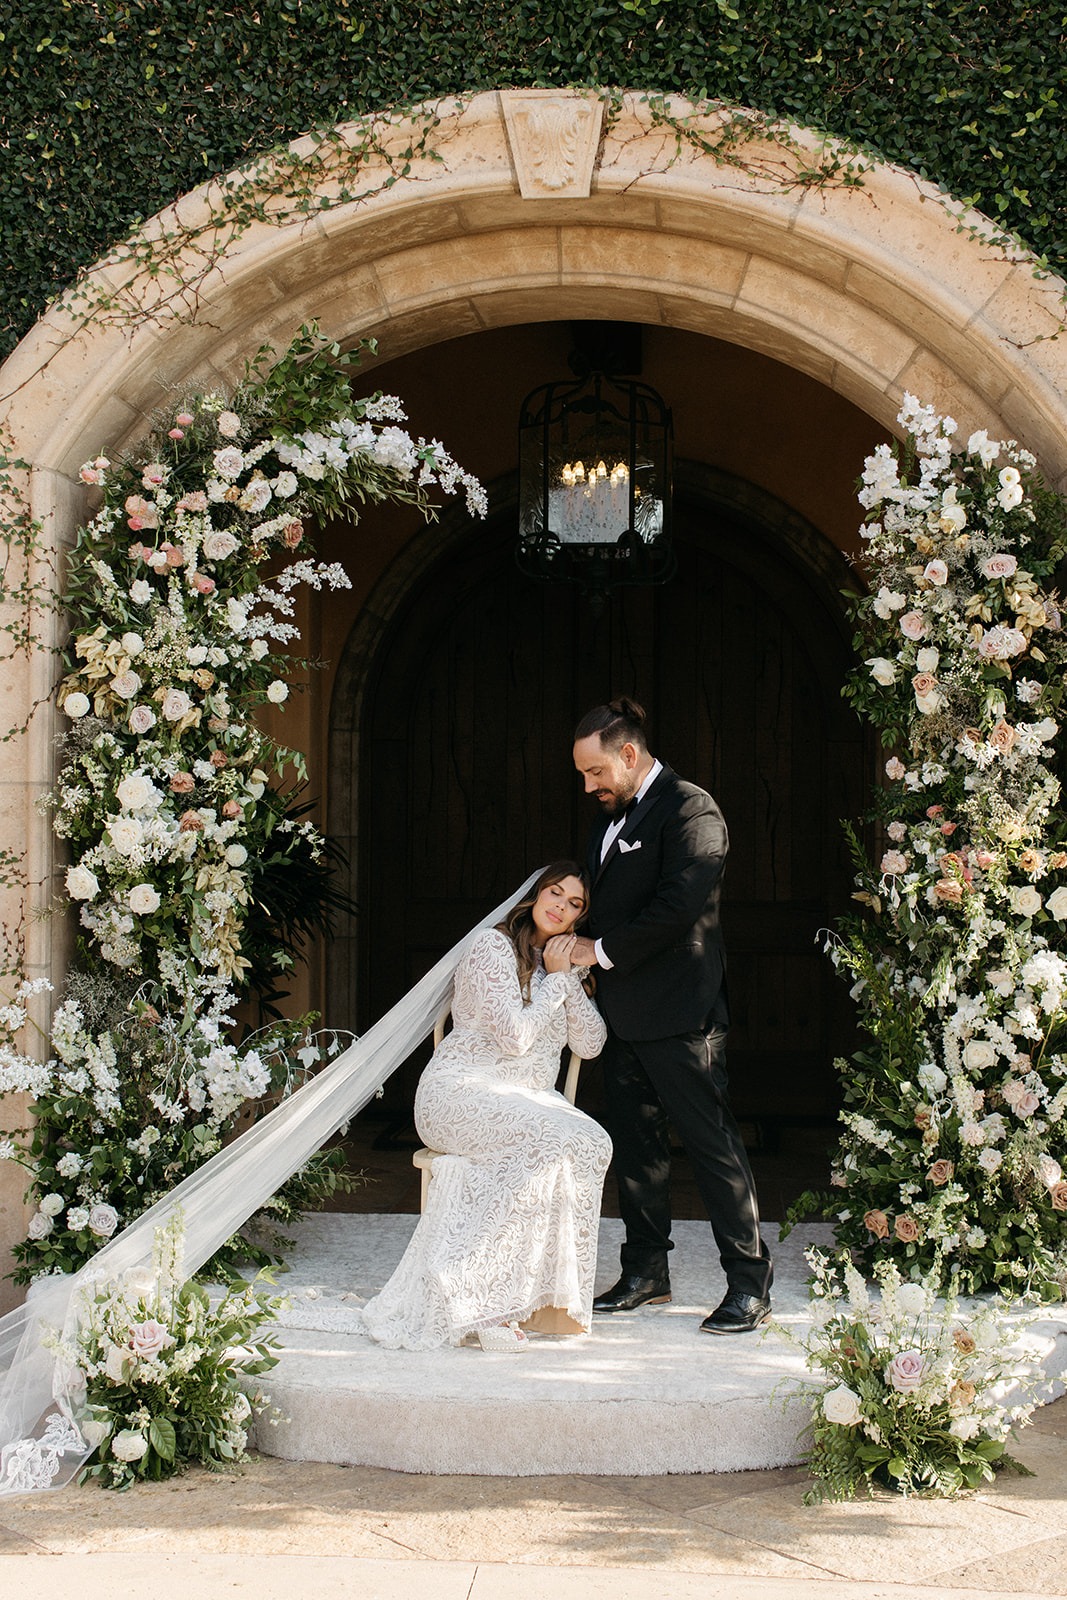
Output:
[359, 498, 863, 1133]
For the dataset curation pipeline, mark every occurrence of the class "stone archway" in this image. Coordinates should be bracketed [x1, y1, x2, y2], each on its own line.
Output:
[3, 88, 1067, 1277]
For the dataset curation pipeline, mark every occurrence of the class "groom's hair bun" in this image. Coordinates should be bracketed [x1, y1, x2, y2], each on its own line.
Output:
[574, 697, 649, 752]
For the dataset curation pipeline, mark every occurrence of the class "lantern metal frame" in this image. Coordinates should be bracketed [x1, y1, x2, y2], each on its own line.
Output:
[517, 369, 675, 595]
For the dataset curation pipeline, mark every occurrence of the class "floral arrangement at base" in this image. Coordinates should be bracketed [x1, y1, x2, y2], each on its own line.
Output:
[791, 394, 1067, 1297]
[41, 1211, 284, 1491]
[0, 324, 485, 1279]
[792, 1249, 1045, 1502]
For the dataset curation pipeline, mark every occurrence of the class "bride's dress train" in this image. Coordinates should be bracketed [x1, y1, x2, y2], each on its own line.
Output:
[360, 929, 611, 1350]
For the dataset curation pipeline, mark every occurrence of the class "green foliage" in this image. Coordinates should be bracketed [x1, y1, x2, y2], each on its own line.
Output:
[1, 1, 1065, 363]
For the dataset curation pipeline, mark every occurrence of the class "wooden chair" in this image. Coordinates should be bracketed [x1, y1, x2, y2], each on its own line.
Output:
[411, 998, 588, 1336]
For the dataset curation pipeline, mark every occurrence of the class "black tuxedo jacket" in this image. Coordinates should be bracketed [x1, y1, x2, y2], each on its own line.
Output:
[585, 764, 729, 1042]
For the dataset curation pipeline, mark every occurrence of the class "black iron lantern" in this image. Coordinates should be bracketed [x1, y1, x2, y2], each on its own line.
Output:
[517, 365, 675, 597]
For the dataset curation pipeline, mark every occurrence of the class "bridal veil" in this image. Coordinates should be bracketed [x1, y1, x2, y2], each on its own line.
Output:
[0, 871, 539, 1493]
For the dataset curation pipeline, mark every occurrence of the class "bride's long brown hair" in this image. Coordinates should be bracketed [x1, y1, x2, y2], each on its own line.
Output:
[498, 860, 591, 999]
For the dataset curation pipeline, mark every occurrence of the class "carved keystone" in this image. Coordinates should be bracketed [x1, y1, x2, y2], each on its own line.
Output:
[500, 90, 605, 199]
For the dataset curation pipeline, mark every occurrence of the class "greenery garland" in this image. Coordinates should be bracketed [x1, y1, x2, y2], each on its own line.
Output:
[791, 394, 1067, 1298]
[0, 325, 485, 1282]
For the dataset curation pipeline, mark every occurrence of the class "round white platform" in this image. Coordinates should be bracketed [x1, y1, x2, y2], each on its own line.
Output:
[251, 1216, 1067, 1477]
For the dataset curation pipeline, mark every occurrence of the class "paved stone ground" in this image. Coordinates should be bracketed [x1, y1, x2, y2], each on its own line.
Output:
[0, 1396, 1064, 1598]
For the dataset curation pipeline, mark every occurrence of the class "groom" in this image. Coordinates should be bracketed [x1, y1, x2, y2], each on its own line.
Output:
[569, 698, 773, 1334]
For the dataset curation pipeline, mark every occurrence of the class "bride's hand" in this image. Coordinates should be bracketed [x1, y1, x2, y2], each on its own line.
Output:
[543, 934, 577, 973]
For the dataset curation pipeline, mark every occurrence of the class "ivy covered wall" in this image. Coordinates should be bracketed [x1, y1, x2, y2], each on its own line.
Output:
[3, 0, 1064, 364]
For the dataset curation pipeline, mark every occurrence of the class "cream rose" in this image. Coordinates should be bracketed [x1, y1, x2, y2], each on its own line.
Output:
[1045, 886, 1067, 921]
[981, 552, 1018, 581]
[111, 1429, 148, 1462]
[63, 691, 91, 719]
[266, 679, 289, 704]
[128, 883, 160, 915]
[867, 657, 897, 686]
[899, 610, 927, 640]
[161, 688, 193, 722]
[822, 1385, 863, 1426]
[1011, 885, 1043, 918]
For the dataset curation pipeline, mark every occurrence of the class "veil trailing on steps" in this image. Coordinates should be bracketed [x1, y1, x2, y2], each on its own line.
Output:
[0, 871, 540, 1495]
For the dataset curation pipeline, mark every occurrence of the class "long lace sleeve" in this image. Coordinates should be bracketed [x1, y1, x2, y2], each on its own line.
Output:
[459, 929, 568, 1055]
[563, 974, 607, 1059]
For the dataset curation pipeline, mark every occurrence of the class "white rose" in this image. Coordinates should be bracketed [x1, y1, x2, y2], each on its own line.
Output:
[161, 688, 193, 722]
[238, 478, 272, 513]
[186, 645, 208, 665]
[116, 773, 153, 810]
[65, 863, 100, 902]
[224, 844, 248, 867]
[39, 1192, 65, 1217]
[130, 580, 152, 605]
[226, 598, 248, 633]
[121, 631, 145, 656]
[1031, 718, 1059, 744]
[273, 471, 298, 498]
[250, 638, 269, 660]
[1038, 1155, 1063, 1188]
[1011, 885, 1043, 918]
[867, 657, 897, 687]
[266, 680, 288, 704]
[27, 1211, 53, 1239]
[202, 530, 240, 562]
[822, 1385, 863, 1426]
[63, 691, 91, 719]
[111, 670, 142, 701]
[915, 647, 939, 673]
[915, 689, 942, 716]
[107, 815, 143, 855]
[88, 1203, 119, 1238]
[962, 1039, 997, 1071]
[1045, 887, 1067, 922]
[128, 883, 160, 915]
[212, 446, 245, 479]
[111, 1429, 148, 1463]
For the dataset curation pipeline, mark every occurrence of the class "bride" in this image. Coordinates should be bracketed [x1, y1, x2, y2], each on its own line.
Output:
[360, 862, 611, 1352]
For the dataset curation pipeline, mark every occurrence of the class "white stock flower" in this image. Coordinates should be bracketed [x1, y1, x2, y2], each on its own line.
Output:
[967, 429, 1000, 467]
[226, 599, 248, 633]
[894, 1283, 927, 1318]
[63, 691, 91, 719]
[65, 1206, 89, 1232]
[130, 580, 152, 605]
[872, 587, 907, 619]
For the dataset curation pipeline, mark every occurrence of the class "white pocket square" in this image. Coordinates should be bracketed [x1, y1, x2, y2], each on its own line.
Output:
[618, 838, 642, 852]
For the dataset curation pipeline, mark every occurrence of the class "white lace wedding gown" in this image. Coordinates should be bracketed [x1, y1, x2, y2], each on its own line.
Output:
[360, 928, 611, 1349]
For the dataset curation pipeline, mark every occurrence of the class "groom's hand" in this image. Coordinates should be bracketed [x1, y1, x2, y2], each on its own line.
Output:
[570, 936, 598, 967]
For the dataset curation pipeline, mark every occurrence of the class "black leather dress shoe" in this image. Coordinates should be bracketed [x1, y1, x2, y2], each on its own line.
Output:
[593, 1274, 672, 1313]
[699, 1290, 772, 1334]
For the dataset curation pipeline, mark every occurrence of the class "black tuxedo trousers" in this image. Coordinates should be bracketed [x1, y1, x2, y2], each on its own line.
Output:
[587, 767, 772, 1300]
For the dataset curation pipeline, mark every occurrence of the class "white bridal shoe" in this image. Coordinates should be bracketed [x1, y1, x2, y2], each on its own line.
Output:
[477, 1321, 530, 1352]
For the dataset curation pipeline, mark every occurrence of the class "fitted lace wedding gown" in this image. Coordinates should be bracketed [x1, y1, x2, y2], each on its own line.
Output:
[360, 928, 611, 1350]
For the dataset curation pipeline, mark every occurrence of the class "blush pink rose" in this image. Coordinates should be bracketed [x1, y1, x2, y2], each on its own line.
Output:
[128, 1319, 172, 1359]
[989, 721, 1016, 754]
[912, 672, 938, 696]
[922, 559, 949, 586]
[982, 552, 1018, 580]
[886, 1349, 925, 1392]
[193, 573, 216, 595]
[886, 757, 906, 781]
[899, 611, 927, 640]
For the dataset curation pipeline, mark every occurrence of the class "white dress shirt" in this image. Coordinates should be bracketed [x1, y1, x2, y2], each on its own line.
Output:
[594, 759, 662, 969]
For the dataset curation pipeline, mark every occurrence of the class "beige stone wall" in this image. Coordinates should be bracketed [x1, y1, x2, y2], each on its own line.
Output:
[1, 88, 1066, 1299]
